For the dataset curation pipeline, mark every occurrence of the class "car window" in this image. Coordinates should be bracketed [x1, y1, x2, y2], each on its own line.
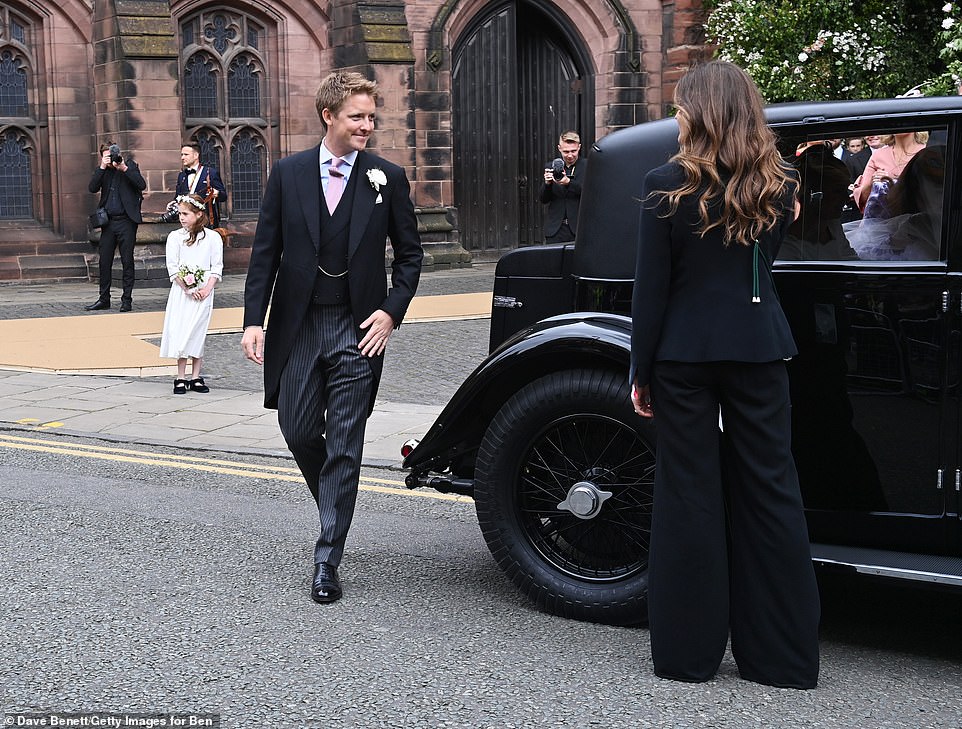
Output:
[775, 127, 947, 264]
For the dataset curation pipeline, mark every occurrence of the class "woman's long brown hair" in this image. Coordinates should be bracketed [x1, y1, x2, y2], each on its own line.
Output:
[657, 61, 792, 247]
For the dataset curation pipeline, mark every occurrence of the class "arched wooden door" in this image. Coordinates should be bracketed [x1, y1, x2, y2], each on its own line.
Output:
[452, 1, 589, 255]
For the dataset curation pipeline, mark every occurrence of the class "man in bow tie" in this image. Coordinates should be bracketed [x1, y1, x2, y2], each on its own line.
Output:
[242, 71, 423, 604]
[175, 142, 227, 226]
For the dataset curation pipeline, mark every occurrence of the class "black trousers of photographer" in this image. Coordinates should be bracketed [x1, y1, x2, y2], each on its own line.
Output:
[97, 215, 137, 305]
[545, 220, 575, 244]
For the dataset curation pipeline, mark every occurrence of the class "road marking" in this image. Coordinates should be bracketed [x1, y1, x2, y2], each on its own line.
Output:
[0, 432, 471, 504]
[15, 418, 64, 429]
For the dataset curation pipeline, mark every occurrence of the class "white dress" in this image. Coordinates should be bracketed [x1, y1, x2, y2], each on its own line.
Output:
[160, 227, 224, 359]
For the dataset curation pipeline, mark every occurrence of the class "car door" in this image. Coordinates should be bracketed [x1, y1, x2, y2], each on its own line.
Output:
[773, 118, 957, 557]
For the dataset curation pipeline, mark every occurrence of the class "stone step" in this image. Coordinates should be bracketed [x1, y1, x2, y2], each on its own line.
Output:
[0, 252, 91, 283]
[0, 239, 92, 256]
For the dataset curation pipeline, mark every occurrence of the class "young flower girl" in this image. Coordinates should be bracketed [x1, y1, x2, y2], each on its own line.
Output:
[160, 193, 224, 394]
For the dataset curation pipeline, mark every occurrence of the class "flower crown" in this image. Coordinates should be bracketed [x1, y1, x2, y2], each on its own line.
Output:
[176, 195, 206, 211]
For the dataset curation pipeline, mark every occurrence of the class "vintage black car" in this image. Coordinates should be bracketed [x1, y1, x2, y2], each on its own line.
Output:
[404, 95, 962, 626]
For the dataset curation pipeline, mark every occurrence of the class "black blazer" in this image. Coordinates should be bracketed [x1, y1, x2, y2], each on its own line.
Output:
[243, 146, 423, 412]
[176, 166, 227, 225]
[88, 159, 146, 223]
[630, 162, 798, 387]
[540, 157, 585, 236]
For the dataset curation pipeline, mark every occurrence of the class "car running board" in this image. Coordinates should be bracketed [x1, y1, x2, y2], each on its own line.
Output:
[811, 543, 962, 587]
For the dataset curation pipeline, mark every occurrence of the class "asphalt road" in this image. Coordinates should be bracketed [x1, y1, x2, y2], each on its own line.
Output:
[3, 434, 962, 728]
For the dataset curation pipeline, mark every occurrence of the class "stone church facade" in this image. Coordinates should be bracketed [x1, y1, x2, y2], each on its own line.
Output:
[0, 0, 705, 282]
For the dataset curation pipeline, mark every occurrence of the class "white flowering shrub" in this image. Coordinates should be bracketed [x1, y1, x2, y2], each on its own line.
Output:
[706, 0, 944, 102]
[929, 2, 962, 94]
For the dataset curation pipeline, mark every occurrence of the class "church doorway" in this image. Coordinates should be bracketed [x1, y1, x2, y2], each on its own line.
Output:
[452, 1, 591, 255]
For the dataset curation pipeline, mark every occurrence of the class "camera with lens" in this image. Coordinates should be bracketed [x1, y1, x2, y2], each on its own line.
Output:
[551, 158, 565, 181]
[109, 144, 123, 165]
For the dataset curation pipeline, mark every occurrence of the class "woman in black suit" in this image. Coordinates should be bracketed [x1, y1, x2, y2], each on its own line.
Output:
[629, 61, 819, 689]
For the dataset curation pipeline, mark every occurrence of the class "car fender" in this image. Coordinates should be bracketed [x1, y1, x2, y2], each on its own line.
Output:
[403, 312, 632, 474]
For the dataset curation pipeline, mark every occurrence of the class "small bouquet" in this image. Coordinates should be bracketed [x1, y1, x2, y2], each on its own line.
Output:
[178, 264, 205, 290]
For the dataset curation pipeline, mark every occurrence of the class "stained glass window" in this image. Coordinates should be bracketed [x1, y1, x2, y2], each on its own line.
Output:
[0, 49, 27, 116]
[0, 130, 32, 218]
[228, 56, 259, 118]
[230, 130, 263, 213]
[182, 9, 272, 216]
[184, 54, 217, 118]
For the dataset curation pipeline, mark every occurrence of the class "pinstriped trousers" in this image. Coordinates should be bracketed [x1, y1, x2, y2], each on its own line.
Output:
[277, 303, 374, 567]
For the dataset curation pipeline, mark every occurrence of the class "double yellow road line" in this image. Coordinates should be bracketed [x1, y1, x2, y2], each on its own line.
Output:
[0, 432, 470, 503]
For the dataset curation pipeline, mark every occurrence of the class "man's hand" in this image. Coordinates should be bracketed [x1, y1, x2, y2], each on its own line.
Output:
[358, 309, 395, 358]
[241, 325, 265, 365]
[543, 169, 554, 184]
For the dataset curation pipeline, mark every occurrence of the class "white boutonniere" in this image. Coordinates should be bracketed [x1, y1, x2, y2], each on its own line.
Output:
[367, 168, 387, 204]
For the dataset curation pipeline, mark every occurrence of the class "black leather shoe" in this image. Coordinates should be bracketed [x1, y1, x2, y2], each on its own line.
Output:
[119, 301, 132, 312]
[84, 299, 110, 311]
[311, 563, 342, 603]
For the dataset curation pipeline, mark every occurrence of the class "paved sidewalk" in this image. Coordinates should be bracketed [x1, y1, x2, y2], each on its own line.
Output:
[0, 265, 496, 468]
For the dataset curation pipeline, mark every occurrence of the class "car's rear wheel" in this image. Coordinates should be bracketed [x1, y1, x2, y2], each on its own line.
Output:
[474, 368, 655, 625]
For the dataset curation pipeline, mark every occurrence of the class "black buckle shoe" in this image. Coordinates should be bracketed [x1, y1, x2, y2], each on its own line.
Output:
[173, 379, 188, 395]
[189, 377, 209, 393]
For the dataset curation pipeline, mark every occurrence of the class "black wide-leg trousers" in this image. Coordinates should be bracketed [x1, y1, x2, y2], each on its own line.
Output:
[648, 360, 820, 689]
[277, 303, 374, 568]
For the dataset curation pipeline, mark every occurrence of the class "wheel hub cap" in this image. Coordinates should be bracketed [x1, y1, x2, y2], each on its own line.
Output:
[557, 480, 613, 520]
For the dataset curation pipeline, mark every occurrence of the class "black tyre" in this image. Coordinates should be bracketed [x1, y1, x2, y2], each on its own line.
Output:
[474, 368, 655, 625]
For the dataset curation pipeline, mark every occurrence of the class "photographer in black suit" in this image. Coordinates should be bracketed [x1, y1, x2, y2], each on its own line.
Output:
[85, 141, 146, 312]
[540, 131, 584, 243]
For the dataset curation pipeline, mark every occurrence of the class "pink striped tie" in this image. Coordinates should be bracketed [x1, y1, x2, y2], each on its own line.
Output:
[325, 158, 345, 213]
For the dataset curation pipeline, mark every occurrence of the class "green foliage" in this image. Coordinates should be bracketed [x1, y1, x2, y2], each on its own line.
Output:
[704, 0, 945, 102]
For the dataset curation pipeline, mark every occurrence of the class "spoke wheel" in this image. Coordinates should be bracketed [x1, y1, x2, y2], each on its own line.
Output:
[475, 369, 655, 625]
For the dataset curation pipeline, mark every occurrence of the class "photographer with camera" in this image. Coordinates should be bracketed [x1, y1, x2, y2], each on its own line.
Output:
[540, 130, 584, 243]
[85, 141, 146, 312]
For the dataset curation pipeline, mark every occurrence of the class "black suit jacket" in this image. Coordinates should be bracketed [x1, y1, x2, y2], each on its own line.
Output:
[243, 146, 423, 412]
[843, 147, 872, 183]
[88, 159, 146, 223]
[630, 162, 798, 387]
[540, 157, 585, 236]
[176, 166, 227, 225]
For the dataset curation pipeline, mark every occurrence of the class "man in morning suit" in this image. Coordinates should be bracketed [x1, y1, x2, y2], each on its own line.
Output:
[85, 141, 146, 312]
[540, 130, 585, 243]
[176, 141, 227, 227]
[241, 71, 423, 604]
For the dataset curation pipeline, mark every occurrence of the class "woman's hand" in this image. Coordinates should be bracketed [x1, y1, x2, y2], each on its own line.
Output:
[631, 382, 653, 418]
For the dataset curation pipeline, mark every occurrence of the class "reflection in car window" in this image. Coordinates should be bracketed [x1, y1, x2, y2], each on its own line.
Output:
[775, 128, 946, 263]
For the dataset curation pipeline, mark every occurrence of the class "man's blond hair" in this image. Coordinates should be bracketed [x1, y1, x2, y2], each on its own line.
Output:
[315, 71, 379, 129]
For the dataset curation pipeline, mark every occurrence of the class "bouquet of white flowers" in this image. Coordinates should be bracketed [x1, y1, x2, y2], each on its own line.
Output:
[178, 264, 205, 289]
